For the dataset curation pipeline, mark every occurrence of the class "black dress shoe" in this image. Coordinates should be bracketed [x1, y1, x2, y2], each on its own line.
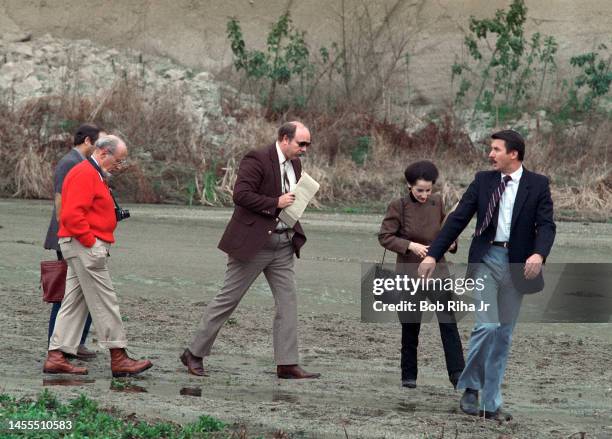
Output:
[459, 389, 479, 416]
[479, 407, 513, 421]
[449, 371, 462, 390]
[401, 379, 417, 388]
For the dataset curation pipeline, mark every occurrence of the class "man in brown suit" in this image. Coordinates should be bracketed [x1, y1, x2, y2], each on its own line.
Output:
[181, 121, 320, 379]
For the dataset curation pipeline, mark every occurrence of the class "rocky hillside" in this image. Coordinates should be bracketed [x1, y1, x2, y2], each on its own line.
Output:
[0, 31, 243, 147]
[1, 0, 611, 105]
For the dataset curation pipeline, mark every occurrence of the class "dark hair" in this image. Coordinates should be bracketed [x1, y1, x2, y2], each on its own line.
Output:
[491, 129, 525, 161]
[74, 123, 103, 146]
[277, 122, 297, 142]
[404, 160, 439, 185]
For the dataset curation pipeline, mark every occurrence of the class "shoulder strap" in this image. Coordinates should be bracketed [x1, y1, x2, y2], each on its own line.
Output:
[381, 197, 407, 264]
[399, 196, 406, 227]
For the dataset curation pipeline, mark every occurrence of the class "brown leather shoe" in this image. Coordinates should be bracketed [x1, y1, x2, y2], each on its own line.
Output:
[110, 348, 153, 378]
[66, 345, 97, 361]
[43, 350, 88, 375]
[180, 349, 206, 376]
[277, 365, 320, 379]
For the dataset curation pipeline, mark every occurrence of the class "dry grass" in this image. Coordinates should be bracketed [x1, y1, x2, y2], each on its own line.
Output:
[0, 78, 609, 221]
[552, 171, 612, 220]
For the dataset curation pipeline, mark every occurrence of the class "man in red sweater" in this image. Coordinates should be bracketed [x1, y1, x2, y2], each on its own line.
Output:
[44, 135, 153, 377]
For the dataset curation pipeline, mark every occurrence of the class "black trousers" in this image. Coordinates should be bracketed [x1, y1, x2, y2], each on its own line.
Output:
[398, 289, 465, 381]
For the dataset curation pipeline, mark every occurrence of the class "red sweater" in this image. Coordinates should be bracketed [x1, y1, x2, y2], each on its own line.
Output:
[58, 160, 117, 247]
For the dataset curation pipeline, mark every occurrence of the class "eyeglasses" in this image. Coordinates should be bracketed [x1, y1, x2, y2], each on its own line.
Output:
[112, 154, 128, 166]
[297, 141, 311, 147]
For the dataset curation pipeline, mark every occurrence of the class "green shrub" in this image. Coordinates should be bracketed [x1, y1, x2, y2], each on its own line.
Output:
[227, 12, 314, 118]
[350, 136, 371, 166]
[0, 391, 232, 438]
[451, 0, 558, 119]
[568, 44, 612, 112]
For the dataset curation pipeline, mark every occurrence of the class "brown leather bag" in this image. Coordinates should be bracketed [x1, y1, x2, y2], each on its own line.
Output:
[40, 260, 67, 302]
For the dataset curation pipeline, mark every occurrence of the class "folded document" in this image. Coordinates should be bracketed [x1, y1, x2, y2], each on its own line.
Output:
[278, 172, 320, 227]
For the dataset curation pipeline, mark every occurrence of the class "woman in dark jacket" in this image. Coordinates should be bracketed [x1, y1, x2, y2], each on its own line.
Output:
[378, 160, 464, 389]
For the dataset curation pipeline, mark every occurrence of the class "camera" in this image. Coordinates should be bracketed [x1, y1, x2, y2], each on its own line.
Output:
[110, 189, 130, 221]
[115, 207, 130, 222]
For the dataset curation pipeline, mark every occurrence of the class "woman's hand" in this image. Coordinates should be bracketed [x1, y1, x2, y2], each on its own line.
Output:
[408, 242, 429, 259]
[448, 241, 457, 252]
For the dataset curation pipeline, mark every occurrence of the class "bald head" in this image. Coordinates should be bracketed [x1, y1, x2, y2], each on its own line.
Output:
[277, 121, 311, 160]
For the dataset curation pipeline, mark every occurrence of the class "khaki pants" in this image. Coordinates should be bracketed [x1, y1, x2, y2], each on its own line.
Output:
[48, 237, 127, 355]
[189, 232, 299, 365]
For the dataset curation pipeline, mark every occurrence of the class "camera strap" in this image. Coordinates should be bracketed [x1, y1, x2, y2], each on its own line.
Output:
[87, 157, 121, 211]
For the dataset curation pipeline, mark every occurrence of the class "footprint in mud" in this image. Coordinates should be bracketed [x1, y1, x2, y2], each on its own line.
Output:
[180, 386, 202, 397]
[396, 401, 417, 413]
[272, 391, 299, 404]
[110, 379, 148, 393]
[43, 377, 96, 387]
[396, 399, 459, 415]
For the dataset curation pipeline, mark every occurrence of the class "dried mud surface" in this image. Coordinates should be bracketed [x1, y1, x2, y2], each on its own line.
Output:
[1, 200, 611, 438]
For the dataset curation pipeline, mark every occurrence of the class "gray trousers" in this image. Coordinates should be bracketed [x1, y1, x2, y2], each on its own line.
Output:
[189, 232, 299, 365]
[49, 237, 128, 355]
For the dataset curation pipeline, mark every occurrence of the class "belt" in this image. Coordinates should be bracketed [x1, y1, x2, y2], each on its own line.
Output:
[491, 241, 509, 248]
[273, 229, 291, 234]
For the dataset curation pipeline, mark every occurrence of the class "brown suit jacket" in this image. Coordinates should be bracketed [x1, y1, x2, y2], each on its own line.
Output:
[378, 194, 455, 277]
[218, 144, 307, 261]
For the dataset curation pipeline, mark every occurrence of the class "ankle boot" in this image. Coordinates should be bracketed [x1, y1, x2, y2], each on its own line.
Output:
[110, 348, 152, 378]
[43, 350, 88, 375]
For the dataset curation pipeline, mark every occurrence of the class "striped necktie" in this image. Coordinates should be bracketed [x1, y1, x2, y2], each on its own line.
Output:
[475, 175, 512, 237]
[282, 160, 291, 193]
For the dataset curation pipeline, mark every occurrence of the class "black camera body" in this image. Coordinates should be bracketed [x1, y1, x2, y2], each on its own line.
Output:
[115, 207, 130, 222]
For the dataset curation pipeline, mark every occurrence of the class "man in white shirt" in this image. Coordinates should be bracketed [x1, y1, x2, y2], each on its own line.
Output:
[419, 130, 556, 421]
[181, 122, 320, 380]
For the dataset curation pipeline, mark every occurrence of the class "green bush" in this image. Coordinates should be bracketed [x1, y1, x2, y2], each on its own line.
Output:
[227, 12, 314, 118]
[0, 391, 231, 438]
[451, 0, 558, 119]
[568, 44, 612, 112]
[350, 136, 371, 166]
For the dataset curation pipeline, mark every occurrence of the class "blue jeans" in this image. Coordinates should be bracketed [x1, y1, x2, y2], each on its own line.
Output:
[456, 246, 523, 412]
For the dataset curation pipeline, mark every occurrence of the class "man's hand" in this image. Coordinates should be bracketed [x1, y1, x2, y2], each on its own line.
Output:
[448, 241, 457, 252]
[408, 242, 429, 259]
[524, 253, 543, 280]
[418, 256, 437, 279]
[277, 192, 295, 209]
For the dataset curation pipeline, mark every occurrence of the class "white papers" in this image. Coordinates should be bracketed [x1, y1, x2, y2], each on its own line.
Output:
[278, 172, 320, 227]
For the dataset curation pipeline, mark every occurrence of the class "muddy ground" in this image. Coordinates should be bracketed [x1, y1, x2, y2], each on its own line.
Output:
[1, 199, 611, 438]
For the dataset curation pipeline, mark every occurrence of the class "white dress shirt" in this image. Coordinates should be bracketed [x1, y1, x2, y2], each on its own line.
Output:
[276, 142, 296, 191]
[275, 142, 296, 230]
[494, 165, 523, 242]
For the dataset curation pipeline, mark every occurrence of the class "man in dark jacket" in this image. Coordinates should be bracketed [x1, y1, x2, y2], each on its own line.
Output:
[43, 123, 103, 360]
[181, 121, 320, 379]
[419, 130, 555, 421]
